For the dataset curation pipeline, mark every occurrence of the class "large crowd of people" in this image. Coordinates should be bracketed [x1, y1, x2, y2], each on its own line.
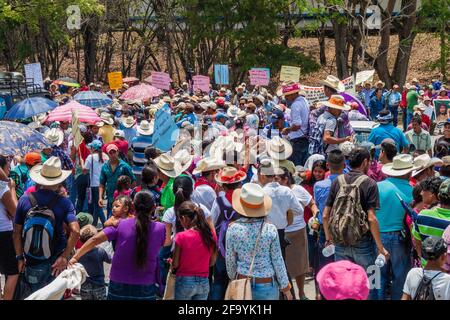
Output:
[0, 74, 449, 301]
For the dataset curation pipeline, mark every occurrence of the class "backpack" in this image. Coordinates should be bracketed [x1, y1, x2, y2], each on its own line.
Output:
[328, 175, 370, 246]
[22, 193, 59, 261]
[216, 196, 240, 258]
[413, 271, 441, 300]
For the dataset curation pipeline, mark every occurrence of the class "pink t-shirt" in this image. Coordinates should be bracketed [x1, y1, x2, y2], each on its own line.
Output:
[175, 229, 216, 278]
[113, 189, 132, 200]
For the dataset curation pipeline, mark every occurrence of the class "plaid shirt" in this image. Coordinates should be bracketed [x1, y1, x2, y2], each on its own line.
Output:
[51, 146, 74, 170]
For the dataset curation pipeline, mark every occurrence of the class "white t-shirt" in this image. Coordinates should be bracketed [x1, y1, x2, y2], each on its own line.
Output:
[0, 184, 12, 232]
[285, 185, 311, 232]
[403, 268, 450, 300]
[83, 153, 109, 187]
[162, 203, 212, 240]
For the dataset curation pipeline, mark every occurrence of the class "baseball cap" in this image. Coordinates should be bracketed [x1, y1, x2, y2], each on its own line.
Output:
[76, 212, 94, 229]
[24, 152, 42, 166]
[271, 108, 284, 123]
[422, 236, 447, 261]
[316, 260, 370, 300]
[374, 138, 396, 149]
[106, 144, 119, 154]
[358, 141, 375, 151]
[87, 139, 103, 151]
[114, 130, 125, 139]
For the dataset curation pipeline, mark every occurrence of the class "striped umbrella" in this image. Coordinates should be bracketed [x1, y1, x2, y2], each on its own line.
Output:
[74, 91, 113, 108]
[119, 83, 162, 101]
[5, 97, 58, 120]
[53, 77, 80, 88]
[45, 101, 101, 124]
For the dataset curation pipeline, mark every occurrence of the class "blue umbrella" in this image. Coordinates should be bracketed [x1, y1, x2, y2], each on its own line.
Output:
[5, 97, 58, 120]
[74, 91, 113, 108]
[0, 121, 50, 156]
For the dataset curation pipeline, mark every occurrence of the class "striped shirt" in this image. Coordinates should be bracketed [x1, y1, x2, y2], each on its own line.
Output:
[131, 134, 153, 176]
[412, 207, 450, 241]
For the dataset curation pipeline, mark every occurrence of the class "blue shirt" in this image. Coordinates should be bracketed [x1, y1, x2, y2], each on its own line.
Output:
[313, 174, 339, 224]
[387, 91, 401, 107]
[15, 189, 77, 264]
[376, 177, 413, 232]
[368, 123, 409, 158]
[288, 95, 310, 139]
[369, 96, 385, 119]
[131, 134, 153, 176]
[118, 124, 137, 145]
[362, 88, 374, 107]
[176, 113, 197, 128]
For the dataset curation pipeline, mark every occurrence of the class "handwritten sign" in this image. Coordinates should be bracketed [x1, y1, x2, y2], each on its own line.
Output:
[355, 70, 375, 85]
[280, 66, 301, 83]
[342, 76, 355, 93]
[24, 63, 44, 89]
[249, 68, 270, 86]
[151, 71, 171, 91]
[152, 109, 180, 152]
[300, 85, 328, 104]
[214, 65, 229, 85]
[192, 75, 210, 93]
[108, 72, 123, 90]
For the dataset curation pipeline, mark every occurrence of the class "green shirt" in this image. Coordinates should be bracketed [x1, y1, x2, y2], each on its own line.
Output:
[405, 129, 432, 152]
[406, 90, 419, 111]
[99, 159, 136, 201]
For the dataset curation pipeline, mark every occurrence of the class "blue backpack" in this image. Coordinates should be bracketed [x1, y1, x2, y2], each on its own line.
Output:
[22, 193, 59, 261]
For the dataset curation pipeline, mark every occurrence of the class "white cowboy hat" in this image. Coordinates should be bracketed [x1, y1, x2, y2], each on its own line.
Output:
[232, 183, 272, 218]
[319, 95, 351, 111]
[382, 154, 422, 177]
[192, 157, 226, 175]
[376, 80, 385, 87]
[121, 116, 136, 128]
[173, 149, 194, 173]
[320, 75, 345, 92]
[29, 156, 72, 186]
[412, 154, 443, 177]
[215, 166, 247, 185]
[99, 112, 114, 125]
[137, 120, 154, 136]
[227, 106, 246, 118]
[266, 136, 293, 160]
[111, 100, 122, 111]
[258, 158, 285, 176]
[45, 128, 64, 147]
[278, 159, 296, 175]
[154, 153, 183, 178]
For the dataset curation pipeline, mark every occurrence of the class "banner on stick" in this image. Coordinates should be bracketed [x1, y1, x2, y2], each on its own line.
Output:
[108, 72, 123, 90]
[151, 71, 171, 91]
[249, 68, 270, 86]
[280, 66, 301, 82]
[24, 63, 44, 89]
[152, 109, 180, 152]
[192, 75, 210, 93]
[214, 65, 229, 85]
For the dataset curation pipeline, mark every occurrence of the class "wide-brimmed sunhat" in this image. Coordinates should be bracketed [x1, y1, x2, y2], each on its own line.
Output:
[266, 136, 293, 160]
[154, 153, 182, 178]
[412, 154, 443, 177]
[381, 154, 421, 177]
[45, 128, 64, 147]
[227, 106, 246, 118]
[173, 149, 194, 173]
[29, 156, 72, 186]
[215, 166, 247, 185]
[232, 183, 272, 218]
[121, 116, 136, 128]
[193, 157, 226, 175]
[137, 120, 154, 136]
[319, 95, 351, 111]
[320, 75, 345, 92]
[99, 112, 114, 125]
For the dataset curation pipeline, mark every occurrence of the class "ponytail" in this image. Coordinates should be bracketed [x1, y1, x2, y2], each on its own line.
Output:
[133, 191, 155, 268]
[173, 176, 194, 233]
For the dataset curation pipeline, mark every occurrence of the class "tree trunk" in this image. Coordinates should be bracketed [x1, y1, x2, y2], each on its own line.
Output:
[82, 17, 99, 83]
[374, 0, 395, 88]
[332, 18, 349, 79]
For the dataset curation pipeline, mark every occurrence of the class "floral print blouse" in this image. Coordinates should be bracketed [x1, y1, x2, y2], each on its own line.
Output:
[225, 217, 289, 289]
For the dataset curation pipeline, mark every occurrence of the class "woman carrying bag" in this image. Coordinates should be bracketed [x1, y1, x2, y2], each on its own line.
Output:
[225, 183, 292, 300]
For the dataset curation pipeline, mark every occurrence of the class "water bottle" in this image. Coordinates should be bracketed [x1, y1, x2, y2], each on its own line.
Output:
[375, 254, 386, 268]
[322, 244, 335, 257]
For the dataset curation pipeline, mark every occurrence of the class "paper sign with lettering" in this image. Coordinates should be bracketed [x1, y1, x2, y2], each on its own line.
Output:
[355, 70, 375, 85]
[214, 65, 229, 85]
[24, 63, 44, 89]
[152, 109, 180, 152]
[249, 68, 270, 86]
[280, 66, 301, 82]
[300, 85, 328, 104]
[342, 76, 355, 93]
[108, 72, 123, 90]
[151, 71, 171, 91]
[193, 75, 210, 93]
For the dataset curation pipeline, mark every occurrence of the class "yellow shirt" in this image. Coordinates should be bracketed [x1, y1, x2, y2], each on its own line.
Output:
[99, 125, 115, 144]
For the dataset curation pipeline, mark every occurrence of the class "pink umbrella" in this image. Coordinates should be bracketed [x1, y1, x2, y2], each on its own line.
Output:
[123, 77, 139, 83]
[45, 101, 101, 124]
[119, 83, 162, 101]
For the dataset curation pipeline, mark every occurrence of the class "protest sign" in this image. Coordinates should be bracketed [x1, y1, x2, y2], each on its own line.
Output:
[433, 99, 450, 117]
[193, 75, 210, 93]
[300, 85, 328, 104]
[355, 70, 375, 85]
[280, 66, 301, 82]
[24, 63, 44, 89]
[342, 76, 355, 93]
[214, 65, 229, 85]
[249, 68, 270, 86]
[152, 108, 180, 152]
[151, 71, 171, 91]
[108, 72, 123, 90]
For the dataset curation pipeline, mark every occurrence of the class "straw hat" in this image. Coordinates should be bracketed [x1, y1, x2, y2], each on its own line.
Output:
[137, 120, 154, 136]
[381, 154, 421, 177]
[99, 112, 114, 125]
[121, 116, 136, 128]
[192, 157, 226, 175]
[319, 95, 351, 111]
[154, 153, 182, 178]
[282, 82, 301, 96]
[412, 154, 443, 177]
[376, 80, 385, 87]
[29, 156, 72, 186]
[266, 136, 293, 160]
[45, 128, 64, 147]
[173, 149, 194, 173]
[232, 183, 272, 218]
[320, 75, 345, 92]
[215, 166, 247, 185]
[227, 106, 246, 118]
[258, 158, 284, 176]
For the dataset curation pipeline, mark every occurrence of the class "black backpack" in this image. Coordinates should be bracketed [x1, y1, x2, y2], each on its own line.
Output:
[413, 270, 442, 300]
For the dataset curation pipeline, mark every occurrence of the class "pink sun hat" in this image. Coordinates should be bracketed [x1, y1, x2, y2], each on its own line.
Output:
[316, 260, 370, 300]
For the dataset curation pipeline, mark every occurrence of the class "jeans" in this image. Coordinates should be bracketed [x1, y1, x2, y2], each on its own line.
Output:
[174, 276, 209, 300]
[89, 186, 105, 226]
[24, 260, 54, 294]
[318, 227, 334, 271]
[406, 111, 414, 129]
[334, 234, 377, 300]
[80, 281, 107, 300]
[210, 254, 229, 300]
[389, 105, 399, 128]
[75, 174, 90, 214]
[377, 232, 411, 300]
[251, 278, 279, 300]
[289, 137, 309, 166]
[107, 280, 157, 300]
[106, 196, 113, 218]
[306, 225, 319, 274]
[159, 245, 172, 288]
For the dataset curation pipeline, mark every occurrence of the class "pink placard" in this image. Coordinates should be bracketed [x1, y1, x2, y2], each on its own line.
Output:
[193, 75, 210, 93]
[151, 71, 171, 90]
[249, 69, 269, 86]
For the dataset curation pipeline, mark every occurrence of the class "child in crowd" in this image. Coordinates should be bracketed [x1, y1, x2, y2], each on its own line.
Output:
[113, 175, 132, 200]
[104, 195, 133, 228]
[78, 225, 112, 300]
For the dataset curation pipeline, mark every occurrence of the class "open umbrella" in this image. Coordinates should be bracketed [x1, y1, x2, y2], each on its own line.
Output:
[119, 83, 162, 101]
[53, 77, 80, 88]
[341, 92, 367, 116]
[74, 91, 113, 108]
[45, 101, 101, 124]
[0, 121, 50, 156]
[5, 97, 58, 120]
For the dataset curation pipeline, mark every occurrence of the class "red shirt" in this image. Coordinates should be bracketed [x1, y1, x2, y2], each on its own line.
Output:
[102, 139, 129, 155]
[78, 141, 91, 162]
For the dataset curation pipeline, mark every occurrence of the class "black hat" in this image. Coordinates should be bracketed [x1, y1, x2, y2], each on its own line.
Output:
[422, 236, 447, 260]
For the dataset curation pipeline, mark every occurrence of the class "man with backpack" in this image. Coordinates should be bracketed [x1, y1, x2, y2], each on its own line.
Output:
[322, 147, 389, 300]
[402, 236, 450, 300]
[13, 157, 80, 294]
